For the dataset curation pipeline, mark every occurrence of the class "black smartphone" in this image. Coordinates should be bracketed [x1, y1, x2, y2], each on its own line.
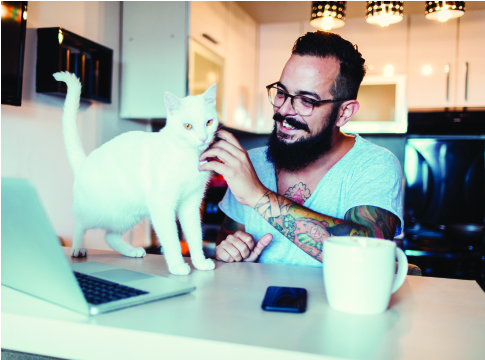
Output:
[261, 286, 307, 313]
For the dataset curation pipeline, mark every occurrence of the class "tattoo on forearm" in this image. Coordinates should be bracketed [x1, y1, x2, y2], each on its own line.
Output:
[254, 191, 368, 262]
[344, 206, 398, 240]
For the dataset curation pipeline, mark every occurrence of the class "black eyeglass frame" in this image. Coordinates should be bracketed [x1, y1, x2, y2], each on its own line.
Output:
[265, 82, 350, 116]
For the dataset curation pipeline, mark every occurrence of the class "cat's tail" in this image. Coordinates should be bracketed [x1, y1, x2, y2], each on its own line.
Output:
[53, 71, 86, 175]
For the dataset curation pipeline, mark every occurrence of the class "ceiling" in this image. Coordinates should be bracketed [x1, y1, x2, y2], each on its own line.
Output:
[235, 1, 485, 24]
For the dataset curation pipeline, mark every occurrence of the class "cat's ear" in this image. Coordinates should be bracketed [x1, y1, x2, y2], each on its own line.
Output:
[203, 83, 217, 106]
[164, 92, 183, 116]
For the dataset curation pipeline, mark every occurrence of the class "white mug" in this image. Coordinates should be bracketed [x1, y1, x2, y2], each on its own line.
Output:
[323, 236, 408, 315]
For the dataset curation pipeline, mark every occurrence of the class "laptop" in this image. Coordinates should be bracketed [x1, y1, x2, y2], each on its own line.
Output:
[1, 178, 195, 315]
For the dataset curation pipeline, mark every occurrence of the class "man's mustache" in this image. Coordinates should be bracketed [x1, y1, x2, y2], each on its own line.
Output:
[273, 113, 310, 133]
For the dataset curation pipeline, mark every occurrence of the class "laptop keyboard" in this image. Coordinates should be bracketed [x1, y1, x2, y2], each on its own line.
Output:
[74, 271, 149, 305]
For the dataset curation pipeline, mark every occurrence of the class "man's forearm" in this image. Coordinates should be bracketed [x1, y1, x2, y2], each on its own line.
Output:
[253, 190, 368, 262]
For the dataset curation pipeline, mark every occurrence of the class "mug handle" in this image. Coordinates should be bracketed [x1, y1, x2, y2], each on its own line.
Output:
[391, 247, 408, 294]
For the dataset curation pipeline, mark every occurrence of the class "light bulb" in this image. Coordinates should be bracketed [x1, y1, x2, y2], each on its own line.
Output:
[321, 16, 334, 30]
[437, 10, 452, 22]
[366, 4, 402, 27]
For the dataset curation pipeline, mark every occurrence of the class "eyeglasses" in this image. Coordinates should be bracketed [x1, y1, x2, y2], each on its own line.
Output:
[266, 82, 349, 116]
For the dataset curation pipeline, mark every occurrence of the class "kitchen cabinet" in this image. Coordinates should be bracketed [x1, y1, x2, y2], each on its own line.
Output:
[120, 1, 258, 133]
[120, 2, 188, 119]
[407, 15, 459, 109]
[217, 2, 257, 132]
[455, 9, 485, 108]
[408, 10, 485, 109]
[190, 1, 257, 132]
[190, 1, 227, 59]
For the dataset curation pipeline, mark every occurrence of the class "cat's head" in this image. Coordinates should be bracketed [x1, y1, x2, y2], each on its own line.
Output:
[164, 84, 219, 150]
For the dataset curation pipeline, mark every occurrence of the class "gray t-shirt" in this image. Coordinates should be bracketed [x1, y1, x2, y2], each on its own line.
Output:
[219, 134, 404, 268]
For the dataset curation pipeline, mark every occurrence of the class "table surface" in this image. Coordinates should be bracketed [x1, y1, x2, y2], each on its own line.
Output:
[2, 248, 485, 360]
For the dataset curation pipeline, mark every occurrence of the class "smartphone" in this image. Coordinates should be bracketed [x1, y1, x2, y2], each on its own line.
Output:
[261, 286, 307, 313]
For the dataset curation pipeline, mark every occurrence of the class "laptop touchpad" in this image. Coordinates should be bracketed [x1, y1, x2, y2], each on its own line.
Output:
[92, 269, 155, 283]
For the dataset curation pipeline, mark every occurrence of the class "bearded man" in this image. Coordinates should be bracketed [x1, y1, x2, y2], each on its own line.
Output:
[199, 31, 403, 267]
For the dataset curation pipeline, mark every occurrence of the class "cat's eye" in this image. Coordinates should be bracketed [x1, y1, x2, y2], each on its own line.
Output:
[206, 120, 213, 126]
[184, 123, 192, 130]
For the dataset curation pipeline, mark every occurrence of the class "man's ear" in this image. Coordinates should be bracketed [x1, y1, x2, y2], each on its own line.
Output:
[335, 100, 360, 128]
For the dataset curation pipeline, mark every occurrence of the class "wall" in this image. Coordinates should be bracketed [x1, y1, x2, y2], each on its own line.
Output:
[1, 1, 149, 249]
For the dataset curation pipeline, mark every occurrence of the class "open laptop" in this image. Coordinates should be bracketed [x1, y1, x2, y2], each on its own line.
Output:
[1, 178, 195, 315]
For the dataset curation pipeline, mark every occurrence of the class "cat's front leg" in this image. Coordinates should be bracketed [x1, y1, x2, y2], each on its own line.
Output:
[178, 193, 215, 272]
[149, 200, 191, 275]
[71, 221, 88, 257]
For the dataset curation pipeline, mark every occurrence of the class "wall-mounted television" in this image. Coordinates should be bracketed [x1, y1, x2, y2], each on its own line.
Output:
[1, 1, 28, 106]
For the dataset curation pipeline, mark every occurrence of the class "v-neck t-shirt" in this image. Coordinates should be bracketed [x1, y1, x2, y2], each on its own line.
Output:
[218, 134, 404, 267]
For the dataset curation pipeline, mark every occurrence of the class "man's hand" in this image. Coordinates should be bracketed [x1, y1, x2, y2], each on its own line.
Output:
[215, 232, 273, 263]
[199, 130, 267, 208]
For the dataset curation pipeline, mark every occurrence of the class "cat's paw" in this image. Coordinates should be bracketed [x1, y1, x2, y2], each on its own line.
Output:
[71, 247, 88, 257]
[193, 258, 215, 271]
[168, 263, 191, 276]
[126, 247, 146, 258]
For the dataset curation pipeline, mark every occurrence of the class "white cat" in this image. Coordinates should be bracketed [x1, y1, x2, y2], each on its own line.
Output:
[53, 71, 216, 275]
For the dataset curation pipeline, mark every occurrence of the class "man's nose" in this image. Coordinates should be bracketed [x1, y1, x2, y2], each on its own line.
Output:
[278, 95, 296, 116]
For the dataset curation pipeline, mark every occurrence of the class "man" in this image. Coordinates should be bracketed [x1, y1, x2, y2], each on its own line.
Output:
[199, 31, 403, 267]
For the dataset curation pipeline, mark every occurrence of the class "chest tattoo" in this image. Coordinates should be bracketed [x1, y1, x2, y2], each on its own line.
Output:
[284, 182, 311, 205]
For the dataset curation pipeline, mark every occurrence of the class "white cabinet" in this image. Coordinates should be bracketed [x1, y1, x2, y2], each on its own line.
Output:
[120, 1, 258, 132]
[407, 10, 485, 109]
[455, 9, 485, 107]
[190, 2, 257, 132]
[407, 15, 458, 109]
[120, 2, 188, 119]
[190, 1, 227, 59]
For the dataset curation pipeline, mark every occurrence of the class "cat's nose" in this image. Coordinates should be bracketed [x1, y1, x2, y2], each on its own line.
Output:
[199, 137, 208, 144]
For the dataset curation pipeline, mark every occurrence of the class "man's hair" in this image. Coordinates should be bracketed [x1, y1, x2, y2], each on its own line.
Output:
[291, 31, 366, 101]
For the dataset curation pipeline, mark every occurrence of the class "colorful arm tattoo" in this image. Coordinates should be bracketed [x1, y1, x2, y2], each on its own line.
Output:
[254, 190, 369, 262]
[344, 206, 399, 240]
[216, 216, 245, 246]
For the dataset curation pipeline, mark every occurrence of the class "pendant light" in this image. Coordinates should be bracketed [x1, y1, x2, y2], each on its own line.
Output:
[365, 1, 404, 27]
[425, 1, 465, 22]
[310, 1, 346, 31]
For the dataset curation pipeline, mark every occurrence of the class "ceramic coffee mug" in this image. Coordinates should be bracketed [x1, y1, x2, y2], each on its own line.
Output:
[323, 237, 408, 315]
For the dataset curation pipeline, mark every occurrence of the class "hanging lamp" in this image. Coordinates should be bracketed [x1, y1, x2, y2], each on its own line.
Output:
[425, 1, 465, 22]
[310, 1, 346, 31]
[365, 1, 404, 27]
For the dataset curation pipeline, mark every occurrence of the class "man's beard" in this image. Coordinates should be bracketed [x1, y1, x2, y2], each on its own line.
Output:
[265, 105, 339, 172]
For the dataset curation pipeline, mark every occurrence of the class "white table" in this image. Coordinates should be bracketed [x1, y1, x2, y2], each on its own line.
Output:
[2, 248, 485, 360]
